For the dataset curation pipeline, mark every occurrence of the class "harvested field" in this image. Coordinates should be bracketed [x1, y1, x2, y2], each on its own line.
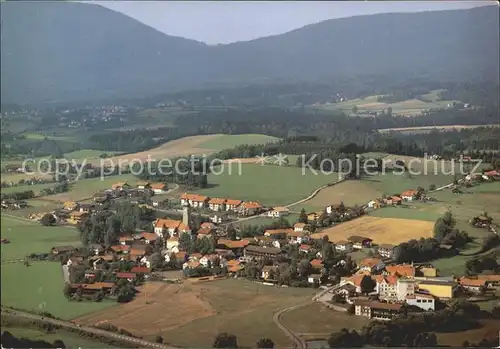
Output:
[310, 215, 433, 245]
[73, 278, 315, 348]
[295, 180, 382, 210]
[73, 282, 215, 335]
[89, 135, 220, 166]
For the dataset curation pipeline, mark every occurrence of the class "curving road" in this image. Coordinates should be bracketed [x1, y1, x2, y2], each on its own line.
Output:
[272, 286, 335, 349]
[1, 308, 178, 349]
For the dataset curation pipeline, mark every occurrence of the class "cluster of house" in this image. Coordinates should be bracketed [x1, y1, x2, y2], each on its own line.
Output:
[367, 189, 422, 209]
[180, 193, 264, 217]
[1, 199, 28, 210]
[31, 181, 170, 225]
[332, 257, 500, 321]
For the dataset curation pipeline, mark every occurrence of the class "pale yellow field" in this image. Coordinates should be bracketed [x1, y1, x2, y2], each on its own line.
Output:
[378, 124, 500, 133]
[310, 215, 434, 245]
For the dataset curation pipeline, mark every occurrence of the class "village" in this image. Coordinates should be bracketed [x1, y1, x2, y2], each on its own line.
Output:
[4, 172, 496, 326]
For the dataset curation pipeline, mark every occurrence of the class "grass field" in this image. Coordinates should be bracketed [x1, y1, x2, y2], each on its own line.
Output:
[293, 180, 383, 211]
[64, 149, 122, 160]
[0, 215, 115, 319]
[192, 164, 338, 206]
[0, 215, 80, 260]
[310, 91, 460, 116]
[2, 326, 114, 348]
[41, 174, 139, 203]
[198, 134, 280, 149]
[281, 302, 369, 338]
[311, 216, 434, 245]
[233, 214, 301, 228]
[366, 181, 500, 275]
[74, 278, 316, 347]
[89, 134, 281, 167]
[1, 262, 115, 319]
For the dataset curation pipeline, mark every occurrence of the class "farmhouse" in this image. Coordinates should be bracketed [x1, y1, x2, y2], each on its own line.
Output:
[63, 201, 79, 211]
[51, 245, 75, 255]
[359, 257, 384, 274]
[136, 181, 151, 190]
[311, 259, 323, 270]
[307, 212, 322, 222]
[294, 222, 307, 232]
[112, 182, 130, 191]
[367, 200, 382, 209]
[70, 282, 115, 295]
[264, 229, 291, 239]
[153, 218, 190, 237]
[244, 245, 282, 260]
[335, 240, 353, 253]
[180, 193, 209, 208]
[225, 199, 242, 211]
[151, 183, 168, 194]
[378, 244, 395, 259]
[287, 231, 309, 244]
[354, 300, 402, 321]
[326, 203, 346, 215]
[401, 190, 418, 201]
[139, 232, 157, 244]
[267, 206, 290, 218]
[484, 170, 500, 180]
[217, 239, 250, 255]
[459, 277, 486, 293]
[208, 198, 226, 211]
[239, 201, 263, 216]
[385, 264, 416, 277]
[348, 235, 372, 249]
[384, 196, 402, 205]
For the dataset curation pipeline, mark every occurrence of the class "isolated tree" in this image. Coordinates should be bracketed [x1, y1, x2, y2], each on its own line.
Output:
[213, 332, 238, 348]
[429, 184, 436, 191]
[360, 275, 376, 294]
[63, 283, 73, 299]
[155, 335, 164, 344]
[298, 208, 308, 224]
[40, 213, 56, 226]
[352, 105, 358, 114]
[226, 224, 237, 240]
[256, 338, 274, 348]
[298, 259, 312, 278]
[150, 252, 163, 270]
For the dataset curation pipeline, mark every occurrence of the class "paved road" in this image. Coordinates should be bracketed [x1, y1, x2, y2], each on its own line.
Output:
[1, 308, 178, 349]
[221, 178, 345, 227]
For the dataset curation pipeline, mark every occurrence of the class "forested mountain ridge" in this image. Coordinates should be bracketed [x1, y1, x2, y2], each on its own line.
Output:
[1, 2, 498, 104]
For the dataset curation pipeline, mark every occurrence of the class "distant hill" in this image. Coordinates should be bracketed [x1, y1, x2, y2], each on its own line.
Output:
[1, 2, 498, 104]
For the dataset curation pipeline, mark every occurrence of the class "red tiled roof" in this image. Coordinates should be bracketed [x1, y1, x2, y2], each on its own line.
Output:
[110, 245, 131, 252]
[241, 201, 263, 209]
[115, 272, 136, 279]
[150, 183, 167, 189]
[208, 198, 226, 205]
[130, 266, 151, 274]
[217, 239, 250, 249]
[360, 257, 382, 268]
[311, 259, 323, 267]
[119, 236, 134, 242]
[141, 232, 157, 241]
[385, 264, 415, 277]
[459, 277, 486, 287]
[401, 190, 418, 197]
[180, 193, 208, 202]
[299, 244, 312, 250]
[225, 199, 242, 206]
[294, 223, 307, 228]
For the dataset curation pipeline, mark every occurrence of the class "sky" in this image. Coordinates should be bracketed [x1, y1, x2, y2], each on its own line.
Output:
[96, 1, 494, 45]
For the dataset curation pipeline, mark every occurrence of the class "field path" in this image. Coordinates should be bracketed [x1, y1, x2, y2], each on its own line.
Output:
[273, 286, 334, 349]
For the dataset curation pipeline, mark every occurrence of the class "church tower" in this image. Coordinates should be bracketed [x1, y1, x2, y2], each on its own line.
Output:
[182, 202, 191, 228]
